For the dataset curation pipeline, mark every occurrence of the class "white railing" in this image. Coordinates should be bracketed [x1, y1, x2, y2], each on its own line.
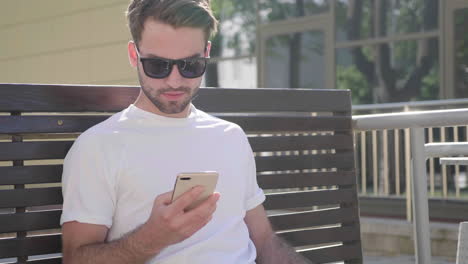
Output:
[353, 99, 468, 210]
[353, 99, 468, 202]
[353, 98, 468, 114]
[353, 108, 468, 264]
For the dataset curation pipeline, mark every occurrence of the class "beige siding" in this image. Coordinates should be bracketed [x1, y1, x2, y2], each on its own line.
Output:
[0, 0, 138, 85]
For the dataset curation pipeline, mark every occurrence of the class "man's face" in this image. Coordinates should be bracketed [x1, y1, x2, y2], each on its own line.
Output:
[129, 20, 210, 118]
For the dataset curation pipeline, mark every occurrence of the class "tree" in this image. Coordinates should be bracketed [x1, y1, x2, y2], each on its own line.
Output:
[210, 0, 326, 88]
[210, 0, 442, 102]
[455, 8, 468, 98]
[343, 0, 439, 103]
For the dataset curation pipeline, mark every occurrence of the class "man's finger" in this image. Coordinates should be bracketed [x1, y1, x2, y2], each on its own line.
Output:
[183, 193, 220, 221]
[155, 190, 174, 206]
[169, 186, 205, 212]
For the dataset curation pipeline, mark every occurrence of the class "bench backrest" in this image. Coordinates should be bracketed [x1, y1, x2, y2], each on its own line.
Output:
[0, 83, 362, 264]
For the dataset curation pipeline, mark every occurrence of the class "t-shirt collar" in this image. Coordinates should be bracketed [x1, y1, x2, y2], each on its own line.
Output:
[124, 104, 198, 125]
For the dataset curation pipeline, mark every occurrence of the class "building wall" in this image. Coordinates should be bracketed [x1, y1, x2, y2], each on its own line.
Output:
[0, 0, 137, 85]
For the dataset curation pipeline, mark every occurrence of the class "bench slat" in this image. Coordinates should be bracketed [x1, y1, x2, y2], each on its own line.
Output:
[269, 207, 359, 231]
[0, 208, 359, 235]
[0, 84, 351, 113]
[0, 116, 108, 134]
[0, 210, 61, 233]
[255, 152, 355, 172]
[0, 83, 138, 112]
[0, 165, 355, 187]
[0, 135, 352, 162]
[0, 141, 73, 161]
[226, 115, 352, 132]
[0, 189, 357, 212]
[279, 225, 360, 247]
[258, 171, 355, 189]
[301, 243, 362, 263]
[0, 188, 62, 208]
[0, 115, 351, 134]
[0, 207, 360, 234]
[196, 88, 351, 113]
[0, 235, 61, 258]
[27, 257, 62, 264]
[264, 188, 355, 210]
[0, 165, 62, 185]
[249, 134, 354, 152]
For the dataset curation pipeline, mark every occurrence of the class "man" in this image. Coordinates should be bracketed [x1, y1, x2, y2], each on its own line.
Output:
[61, 0, 312, 263]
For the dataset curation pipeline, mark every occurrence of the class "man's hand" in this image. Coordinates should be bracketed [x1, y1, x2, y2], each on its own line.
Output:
[245, 205, 313, 264]
[139, 186, 221, 254]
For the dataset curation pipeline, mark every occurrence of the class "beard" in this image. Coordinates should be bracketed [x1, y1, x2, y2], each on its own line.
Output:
[137, 67, 200, 115]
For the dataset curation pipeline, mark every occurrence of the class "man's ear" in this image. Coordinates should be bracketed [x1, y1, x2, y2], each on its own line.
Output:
[205, 41, 212, 58]
[128, 41, 138, 68]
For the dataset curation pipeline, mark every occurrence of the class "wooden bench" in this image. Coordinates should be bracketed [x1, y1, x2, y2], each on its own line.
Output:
[0, 83, 362, 264]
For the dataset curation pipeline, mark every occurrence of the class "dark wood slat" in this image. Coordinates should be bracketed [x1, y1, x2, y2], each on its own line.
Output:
[255, 152, 355, 172]
[0, 210, 61, 233]
[222, 115, 352, 132]
[249, 134, 354, 152]
[0, 83, 138, 112]
[195, 88, 351, 113]
[278, 225, 360, 247]
[0, 84, 351, 113]
[300, 243, 362, 264]
[0, 188, 62, 208]
[269, 207, 359, 231]
[27, 257, 62, 264]
[0, 165, 62, 185]
[264, 188, 355, 210]
[258, 171, 356, 189]
[0, 235, 61, 258]
[0, 116, 108, 134]
[0, 115, 351, 134]
[0, 141, 73, 161]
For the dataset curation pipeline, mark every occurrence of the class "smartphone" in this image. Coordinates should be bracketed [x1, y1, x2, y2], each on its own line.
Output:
[171, 171, 219, 211]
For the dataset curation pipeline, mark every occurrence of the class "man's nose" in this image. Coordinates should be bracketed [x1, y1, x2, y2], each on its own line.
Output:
[165, 64, 184, 88]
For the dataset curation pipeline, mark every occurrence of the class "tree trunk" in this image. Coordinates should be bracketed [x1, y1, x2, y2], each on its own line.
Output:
[205, 31, 222, 87]
[289, 0, 305, 88]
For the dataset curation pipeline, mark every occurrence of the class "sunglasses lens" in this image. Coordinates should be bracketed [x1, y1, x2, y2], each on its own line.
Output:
[179, 59, 207, 78]
[142, 59, 171, 78]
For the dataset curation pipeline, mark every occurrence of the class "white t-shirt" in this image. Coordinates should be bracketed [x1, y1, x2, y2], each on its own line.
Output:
[61, 104, 265, 264]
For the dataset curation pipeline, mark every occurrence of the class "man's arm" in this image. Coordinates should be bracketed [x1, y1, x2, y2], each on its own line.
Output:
[62, 186, 219, 264]
[62, 221, 152, 264]
[245, 205, 313, 264]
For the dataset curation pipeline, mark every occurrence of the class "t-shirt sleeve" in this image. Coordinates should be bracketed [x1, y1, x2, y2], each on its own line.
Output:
[60, 132, 118, 228]
[241, 132, 266, 211]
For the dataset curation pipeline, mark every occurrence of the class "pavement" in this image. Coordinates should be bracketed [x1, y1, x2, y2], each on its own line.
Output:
[363, 255, 455, 264]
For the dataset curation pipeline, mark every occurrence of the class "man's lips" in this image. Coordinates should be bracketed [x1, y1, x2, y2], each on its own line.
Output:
[162, 91, 185, 100]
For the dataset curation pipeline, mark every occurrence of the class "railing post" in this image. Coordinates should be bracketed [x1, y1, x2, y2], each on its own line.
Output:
[410, 127, 432, 264]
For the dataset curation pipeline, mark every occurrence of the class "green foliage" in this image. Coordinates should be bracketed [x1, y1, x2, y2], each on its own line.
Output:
[420, 67, 439, 100]
[335, 0, 374, 40]
[337, 65, 371, 104]
[393, 0, 425, 33]
[211, 0, 257, 54]
[455, 9, 468, 67]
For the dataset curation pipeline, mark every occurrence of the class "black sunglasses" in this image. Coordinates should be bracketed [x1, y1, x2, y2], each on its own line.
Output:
[136, 48, 208, 79]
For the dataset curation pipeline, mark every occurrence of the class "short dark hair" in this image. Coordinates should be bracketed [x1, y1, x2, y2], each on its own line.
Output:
[126, 0, 218, 47]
